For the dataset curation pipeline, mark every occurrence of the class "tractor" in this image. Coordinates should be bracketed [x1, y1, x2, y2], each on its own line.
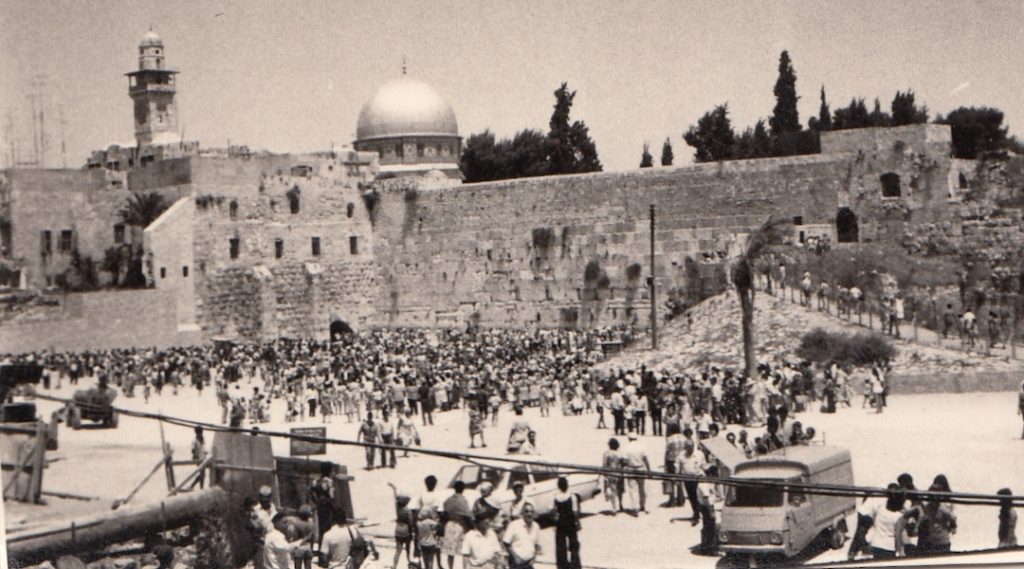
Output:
[65, 384, 120, 429]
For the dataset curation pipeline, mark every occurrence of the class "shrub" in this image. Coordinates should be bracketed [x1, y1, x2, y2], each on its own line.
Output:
[796, 328, 896, 367]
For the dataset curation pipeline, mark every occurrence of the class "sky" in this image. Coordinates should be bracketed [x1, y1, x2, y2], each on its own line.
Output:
[1, 0, 1022, 171]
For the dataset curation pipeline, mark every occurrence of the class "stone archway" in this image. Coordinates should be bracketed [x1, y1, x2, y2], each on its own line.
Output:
[836, 207, 859, 243]
[329, 320, 353, 342]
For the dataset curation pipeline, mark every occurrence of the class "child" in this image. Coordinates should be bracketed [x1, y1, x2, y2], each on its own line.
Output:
[998, 488, 1018, 548]
[416, 507, 441, 569]
[387, 483, 415, 569]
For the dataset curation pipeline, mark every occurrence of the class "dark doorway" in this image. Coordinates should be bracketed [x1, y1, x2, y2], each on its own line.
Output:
[836, 208, 859, 243]
[329, 320, 353, 342]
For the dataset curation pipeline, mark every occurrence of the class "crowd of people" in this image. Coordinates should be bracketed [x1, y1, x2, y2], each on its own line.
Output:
[3, 324, 1022, 568]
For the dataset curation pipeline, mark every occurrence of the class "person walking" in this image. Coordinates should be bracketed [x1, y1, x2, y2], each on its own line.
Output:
[552, 477, 582, 569]
[378, 409, 397, 469]
[677, 442, 705, 526]
[664, 424, 686, 507]
[610, 389, 625, 436]
[622, 434, 650, 514]
[601, 438, 624, 514]
[356, 412, 380, 470]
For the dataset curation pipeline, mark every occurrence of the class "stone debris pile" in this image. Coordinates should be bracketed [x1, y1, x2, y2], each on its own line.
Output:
[600, 290, 1024, 375]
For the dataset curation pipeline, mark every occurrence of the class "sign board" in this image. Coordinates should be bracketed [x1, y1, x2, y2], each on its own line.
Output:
[290, 427, 327, 456]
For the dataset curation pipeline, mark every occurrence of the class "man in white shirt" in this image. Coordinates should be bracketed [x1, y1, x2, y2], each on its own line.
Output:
[503, 503, 541, 569]
[462, 514, 503, 568]
[621, 434, 651, 513]
[263, 513, 312, 569]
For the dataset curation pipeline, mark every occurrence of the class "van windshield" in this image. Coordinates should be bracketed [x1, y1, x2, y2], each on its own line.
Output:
[727, 485, 784, 507]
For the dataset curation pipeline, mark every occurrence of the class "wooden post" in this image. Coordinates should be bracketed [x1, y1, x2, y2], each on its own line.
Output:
[649, 204, 657, 350]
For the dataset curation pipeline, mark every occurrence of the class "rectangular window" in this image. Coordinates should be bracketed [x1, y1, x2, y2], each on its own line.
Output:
[349, 236, 359, 255]
[311, 237, 321, 257]
[182, 266, 189, 277]
[160, 267, 167, 279]
[41, 230, 52, 255]
[114, 224, 125, 244]
[275, 238, 284, 259]
[229, 237, 240, 259]
[59, 230, 73, 252]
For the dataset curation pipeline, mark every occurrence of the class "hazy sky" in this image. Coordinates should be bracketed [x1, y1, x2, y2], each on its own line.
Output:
[2, 0, 1021, 171]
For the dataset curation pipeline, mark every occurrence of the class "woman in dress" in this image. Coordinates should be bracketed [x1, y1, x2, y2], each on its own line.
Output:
[442, 481, 473, 569]
[397, 408, 421, 458]
[601, 438, 624, 513]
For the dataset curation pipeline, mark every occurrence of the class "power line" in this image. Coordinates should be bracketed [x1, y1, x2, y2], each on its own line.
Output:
[30, 392, 1024, 508]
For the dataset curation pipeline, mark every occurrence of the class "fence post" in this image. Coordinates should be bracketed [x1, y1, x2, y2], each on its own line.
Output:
[913, 310, 919, 343]
[868, 308, 873, 330]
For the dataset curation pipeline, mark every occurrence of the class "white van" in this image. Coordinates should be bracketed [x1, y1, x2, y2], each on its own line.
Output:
[718, 445, 855, 560]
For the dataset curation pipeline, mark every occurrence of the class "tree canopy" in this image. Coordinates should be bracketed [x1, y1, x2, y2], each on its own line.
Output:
[937, 107, 1009, 159]
[808, 86, 832, 132]
[683, 104, 736, 162]
[459, 82, 601, 182]
[639, 143, 654, 168]
[891, 90, 928, 126]
[769, 50, 801, 136]
[660, 138, 674, 166]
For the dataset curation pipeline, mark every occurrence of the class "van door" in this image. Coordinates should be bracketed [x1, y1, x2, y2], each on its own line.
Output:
[786, 479, 815, 555]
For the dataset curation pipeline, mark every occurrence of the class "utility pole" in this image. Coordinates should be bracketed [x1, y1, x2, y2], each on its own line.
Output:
[649, 204, 658, 350]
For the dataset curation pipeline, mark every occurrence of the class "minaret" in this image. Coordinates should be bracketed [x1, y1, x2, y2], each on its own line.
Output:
[125, 29, 179, 147]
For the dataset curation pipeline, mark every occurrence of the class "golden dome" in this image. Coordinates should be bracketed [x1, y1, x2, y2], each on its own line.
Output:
[356, 77, 458, 142]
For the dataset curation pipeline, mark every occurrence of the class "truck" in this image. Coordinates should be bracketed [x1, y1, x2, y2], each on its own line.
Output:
[65, 384, 120, 429]
[718, 445, 855, 563]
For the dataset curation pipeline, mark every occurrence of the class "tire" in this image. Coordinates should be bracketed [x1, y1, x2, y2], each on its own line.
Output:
[109, 412, 119, 428]
[69, 406, 81, 430]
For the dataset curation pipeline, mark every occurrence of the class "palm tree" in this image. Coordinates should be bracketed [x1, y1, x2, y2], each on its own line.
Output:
[116, 192, 169, 287]
[119, 192, 169, 228]
[732, 217, 792, 378]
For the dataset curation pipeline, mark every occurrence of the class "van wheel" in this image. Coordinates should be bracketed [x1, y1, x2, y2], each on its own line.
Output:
[829, 523, 847, 549]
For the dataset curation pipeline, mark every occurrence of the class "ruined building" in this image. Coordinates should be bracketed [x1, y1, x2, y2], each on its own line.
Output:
[0, 32, 1016, 353]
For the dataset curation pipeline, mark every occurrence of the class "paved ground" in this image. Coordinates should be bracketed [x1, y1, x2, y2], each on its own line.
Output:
[6, 380, 1024, 568]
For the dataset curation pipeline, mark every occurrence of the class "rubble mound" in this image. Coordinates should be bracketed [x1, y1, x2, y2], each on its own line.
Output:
[599, 290, 1024, 375]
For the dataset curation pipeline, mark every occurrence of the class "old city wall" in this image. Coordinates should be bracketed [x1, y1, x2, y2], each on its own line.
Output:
[187, 155, 379, 341]
[5, 168, 131, 289]
[0, 288, 200, 352]
[368, 125, 957, 330]
[145, 197, 198, 328]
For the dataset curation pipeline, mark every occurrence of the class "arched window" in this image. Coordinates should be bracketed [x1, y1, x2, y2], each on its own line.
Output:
[346, 203, 355, 218]
[880, 173, 901, 198]
[229, 200, 238, 220]
[958, 172, 968, 189]
[836, 208, 859, 243]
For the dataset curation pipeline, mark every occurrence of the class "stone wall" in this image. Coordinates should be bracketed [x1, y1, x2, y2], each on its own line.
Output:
[367, 125, 958, 329]
[186, 153, 380, 340]
[144, 197, 197, 328]
[0, 289, 200, 353]
[2, 168, 131, 289]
